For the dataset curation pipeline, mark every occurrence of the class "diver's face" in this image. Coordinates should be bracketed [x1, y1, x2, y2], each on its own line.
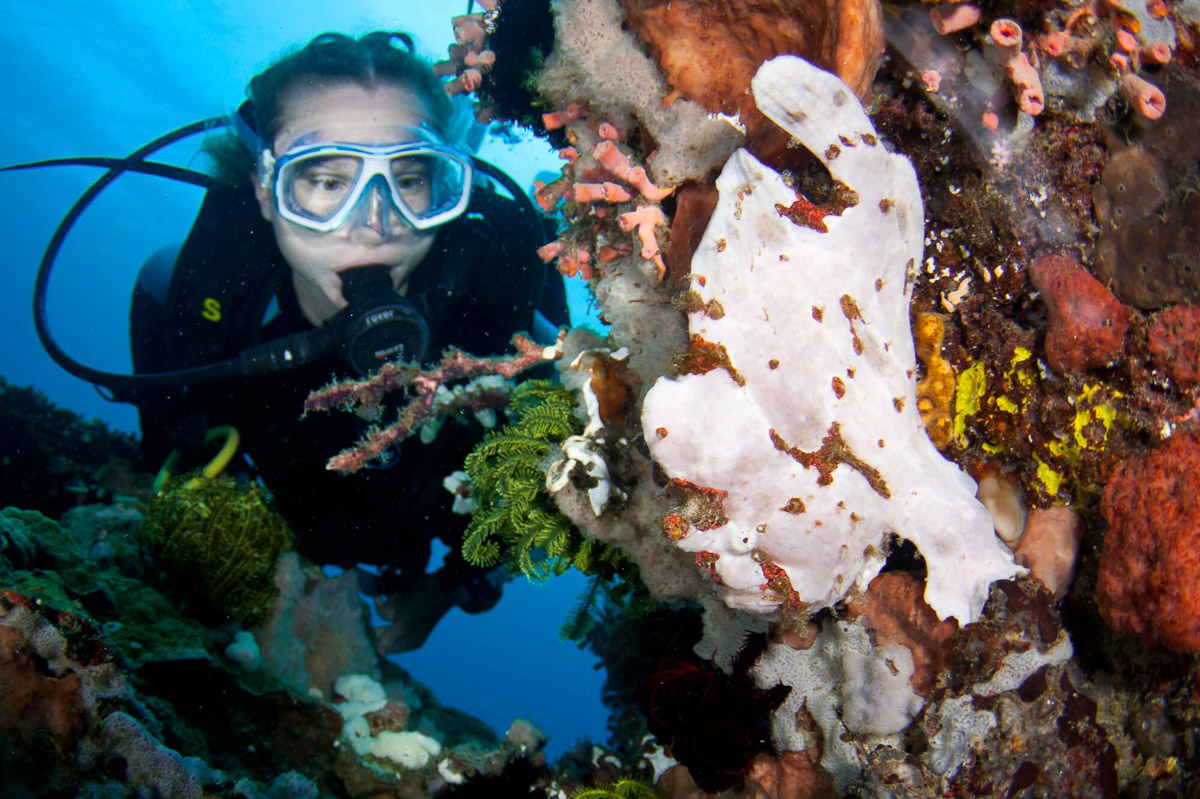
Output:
[254, 81, 438, 325]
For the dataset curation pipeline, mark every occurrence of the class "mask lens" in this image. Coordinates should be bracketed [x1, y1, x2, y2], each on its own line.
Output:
[390, 156, 433, 215]
[281, 153, 364, 223]
[392, 153, 469, 223]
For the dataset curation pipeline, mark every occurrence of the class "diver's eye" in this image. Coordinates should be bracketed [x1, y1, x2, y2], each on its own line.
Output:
[309, 175, 350, 193]
[394, 173, 429, 194]
[294, 155, 358, 195]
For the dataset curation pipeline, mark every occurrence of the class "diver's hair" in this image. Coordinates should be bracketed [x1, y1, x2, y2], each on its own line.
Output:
[204, 31, 452, 186]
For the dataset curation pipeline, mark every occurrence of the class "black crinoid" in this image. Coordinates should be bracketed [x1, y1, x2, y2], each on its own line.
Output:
[437, 755, 551, 799]
[635, 632, 789, 793]
[481, 0, 556, 133]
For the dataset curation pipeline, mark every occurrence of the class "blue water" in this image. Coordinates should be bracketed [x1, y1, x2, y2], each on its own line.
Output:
[0, 1, 607, 760]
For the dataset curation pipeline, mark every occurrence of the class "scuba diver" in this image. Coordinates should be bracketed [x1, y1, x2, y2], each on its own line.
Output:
[18, 30, 568, 652]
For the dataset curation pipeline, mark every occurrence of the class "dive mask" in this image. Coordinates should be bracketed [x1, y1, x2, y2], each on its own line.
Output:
[260, 127, 473, 233]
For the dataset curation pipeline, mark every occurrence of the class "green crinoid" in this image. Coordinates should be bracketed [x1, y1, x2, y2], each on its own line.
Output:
[461, 379, 621, 580]
[142, 475, 293, 624]
[572, 780, 662, 799]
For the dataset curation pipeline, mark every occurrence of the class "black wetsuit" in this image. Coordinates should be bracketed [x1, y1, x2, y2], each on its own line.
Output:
[130, 179, 566, 608]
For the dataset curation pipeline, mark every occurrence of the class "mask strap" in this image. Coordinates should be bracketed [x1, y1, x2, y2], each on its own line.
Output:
[229, 101, 275, 190]
[230, 101, 264, 153]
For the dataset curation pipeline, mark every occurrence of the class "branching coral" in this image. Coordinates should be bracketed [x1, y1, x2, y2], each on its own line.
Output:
[142, 476, 293, 625]
[461, 380, 623, 580]
[305, 333, 563, 474]
[432, 1, 502, 120]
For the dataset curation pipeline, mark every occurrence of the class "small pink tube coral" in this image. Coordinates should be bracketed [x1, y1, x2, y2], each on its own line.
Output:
[619, 205, 667, 279]
[458, 68, 483, 93]
[542, 103, 585, 130]
[1142, 42, 1172, 65]
[985, 19, 1044, 116]
[1039, 30, 1069, 57]
[625, 167, 673, 201]
[1007, 52, 1045, 115]
[464, 50, 496, 69]
[990, 18, 1023, 60]
[452, 14, 487, 51]
[571, 182, 633, 203]
[591, 141, 673, 200]
[571, 183, 607, 203]
[929, 2, 982, 35]
[592, 140, 632, 178]
[602, 182, 632, 202]
[537, 240, 564, 262]
[1121, 73, 1166, 119]
[597, 122, 622, 141]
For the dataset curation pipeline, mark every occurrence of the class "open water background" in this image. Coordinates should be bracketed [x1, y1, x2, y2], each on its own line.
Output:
[0, 0, 607, 760]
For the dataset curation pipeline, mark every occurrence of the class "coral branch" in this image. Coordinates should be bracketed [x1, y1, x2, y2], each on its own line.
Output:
[570, 182, 632, 203]
[597, 121, 622, 140]
[533, 175, 570, 212]
[592, 141, 674, 201]
[1006, 52, 1045, 116]
[1141, 42, 1172, 65]
[989, 18, 1022, 61]
[1120, 73, 1166, 120]
[929, 2, 982, 35]
[307, 333, 565, 474]
[619, 205, 668, 279]
[542, 102, 586, 130]
[452, 13, 487, 51]
[986, 19, 1044, 116]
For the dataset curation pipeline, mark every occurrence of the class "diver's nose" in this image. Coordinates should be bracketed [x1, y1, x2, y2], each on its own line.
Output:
[365, 184, 387, 235]
[348, 182, 390, 243]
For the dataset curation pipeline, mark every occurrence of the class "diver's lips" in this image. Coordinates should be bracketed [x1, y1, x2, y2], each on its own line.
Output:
[336, 262, 392, 272]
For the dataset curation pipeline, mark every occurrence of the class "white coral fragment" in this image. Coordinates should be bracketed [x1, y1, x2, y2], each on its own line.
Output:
[546, 435, 613, 516]
[640, 56, 1019, 624]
